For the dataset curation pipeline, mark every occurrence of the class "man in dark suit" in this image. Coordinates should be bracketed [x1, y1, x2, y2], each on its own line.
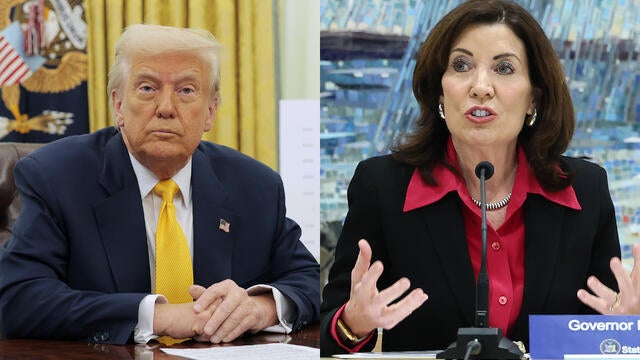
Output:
[0, 24, 319, 345]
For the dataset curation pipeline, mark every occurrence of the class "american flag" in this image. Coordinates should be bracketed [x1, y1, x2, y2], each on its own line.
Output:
[0, 21, 45, 87]
[0, 37, 31, 86]
[218, 219, 230, 233]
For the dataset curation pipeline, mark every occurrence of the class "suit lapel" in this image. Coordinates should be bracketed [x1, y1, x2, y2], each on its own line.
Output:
[191, 147, 237, 287]
[94, 133, 151, 293]
[421, 193, 476, 325]
[517, 194, 564, 323]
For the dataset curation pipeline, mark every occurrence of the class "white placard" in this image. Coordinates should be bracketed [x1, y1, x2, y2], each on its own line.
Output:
[278, 99, 320, 260]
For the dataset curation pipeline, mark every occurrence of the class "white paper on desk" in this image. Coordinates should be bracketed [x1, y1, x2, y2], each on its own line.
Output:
[332, 351, 439, 359]
[161, 343, 318, 360]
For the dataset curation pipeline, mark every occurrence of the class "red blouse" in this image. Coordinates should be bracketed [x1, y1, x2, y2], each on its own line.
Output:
[403, 139, 580, 336]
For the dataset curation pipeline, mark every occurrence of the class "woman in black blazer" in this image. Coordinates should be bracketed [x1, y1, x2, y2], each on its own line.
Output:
[321, 0, 639, 356]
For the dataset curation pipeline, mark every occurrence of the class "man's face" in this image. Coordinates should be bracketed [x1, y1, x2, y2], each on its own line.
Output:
[112, 50, 216, 178]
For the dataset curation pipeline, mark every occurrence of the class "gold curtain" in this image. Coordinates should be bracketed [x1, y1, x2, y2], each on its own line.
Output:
[86, 0, 277, 169]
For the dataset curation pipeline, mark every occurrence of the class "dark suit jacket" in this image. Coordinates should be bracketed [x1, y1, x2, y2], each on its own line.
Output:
[320, 155, 620, 356]
[0, 127, 319, 344]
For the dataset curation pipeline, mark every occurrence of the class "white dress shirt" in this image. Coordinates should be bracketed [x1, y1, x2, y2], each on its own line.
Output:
[126, 153, 294, 343]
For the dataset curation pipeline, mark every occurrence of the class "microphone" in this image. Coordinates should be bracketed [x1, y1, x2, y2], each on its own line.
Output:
[475, 161, 493, 329]
[437, 161, 523, 360]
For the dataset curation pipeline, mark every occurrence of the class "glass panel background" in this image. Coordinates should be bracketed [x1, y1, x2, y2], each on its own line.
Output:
[320, 0, 640, 288]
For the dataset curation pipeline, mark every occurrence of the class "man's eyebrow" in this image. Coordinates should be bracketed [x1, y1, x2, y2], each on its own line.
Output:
[132, 71, 203, 84]
[131, 71, 158, 82]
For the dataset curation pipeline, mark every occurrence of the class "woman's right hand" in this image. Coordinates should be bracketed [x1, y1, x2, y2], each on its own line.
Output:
[341, 239, 429, 337]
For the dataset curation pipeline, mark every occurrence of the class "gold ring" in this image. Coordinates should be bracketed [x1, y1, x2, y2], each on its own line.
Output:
[609, 292, 621, 312]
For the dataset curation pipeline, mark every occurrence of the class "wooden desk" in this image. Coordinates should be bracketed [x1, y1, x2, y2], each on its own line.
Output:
[0, 323, 319, 359]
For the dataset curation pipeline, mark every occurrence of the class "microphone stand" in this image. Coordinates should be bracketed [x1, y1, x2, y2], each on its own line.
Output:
[436, 161, 523, 359]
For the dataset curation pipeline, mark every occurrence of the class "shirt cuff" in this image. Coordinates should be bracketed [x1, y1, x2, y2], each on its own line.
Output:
[330, 303, 375, 353]
[134, 294, 167, 344]
[247, 284, 294, 333]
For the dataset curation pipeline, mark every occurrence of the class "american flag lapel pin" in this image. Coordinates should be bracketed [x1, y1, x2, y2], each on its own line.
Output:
[219, 218, 230, 233]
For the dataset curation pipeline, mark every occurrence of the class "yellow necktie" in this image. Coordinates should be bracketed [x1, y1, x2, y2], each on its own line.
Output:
[154, 180, 193, 345]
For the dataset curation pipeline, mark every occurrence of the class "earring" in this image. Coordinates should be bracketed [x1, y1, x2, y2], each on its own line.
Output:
[438, 103, 445, 119]
[527, 109, 537, 127]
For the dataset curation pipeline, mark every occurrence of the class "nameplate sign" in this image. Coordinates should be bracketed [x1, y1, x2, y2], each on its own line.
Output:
[530, 315, 640, 359]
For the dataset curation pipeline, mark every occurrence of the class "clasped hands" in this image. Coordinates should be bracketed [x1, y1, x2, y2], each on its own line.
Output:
[153, 279, 278, 343]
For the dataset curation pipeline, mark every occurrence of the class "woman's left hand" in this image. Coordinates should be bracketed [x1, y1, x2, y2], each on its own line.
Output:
[577, 243, 640, 315]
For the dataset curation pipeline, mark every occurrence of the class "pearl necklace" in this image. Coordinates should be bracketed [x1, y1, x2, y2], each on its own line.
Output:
[471, 192, 512, 211]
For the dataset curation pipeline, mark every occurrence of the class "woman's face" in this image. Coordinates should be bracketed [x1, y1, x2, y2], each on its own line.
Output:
[440, 23, 535, 149]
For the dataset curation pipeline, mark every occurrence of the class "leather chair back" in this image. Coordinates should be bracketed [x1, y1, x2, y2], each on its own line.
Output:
[0, 142, 44, 246]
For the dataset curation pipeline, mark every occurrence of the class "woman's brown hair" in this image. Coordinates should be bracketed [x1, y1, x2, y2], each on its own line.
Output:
[392, 0, 574, 190]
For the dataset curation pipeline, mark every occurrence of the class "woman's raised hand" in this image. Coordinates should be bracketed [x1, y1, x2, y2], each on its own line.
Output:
[340, 239, 429, 337]
[578, 243, 640, 315]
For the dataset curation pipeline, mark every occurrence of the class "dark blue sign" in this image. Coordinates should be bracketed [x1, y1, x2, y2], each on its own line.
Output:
[530, 315, 640, 359]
